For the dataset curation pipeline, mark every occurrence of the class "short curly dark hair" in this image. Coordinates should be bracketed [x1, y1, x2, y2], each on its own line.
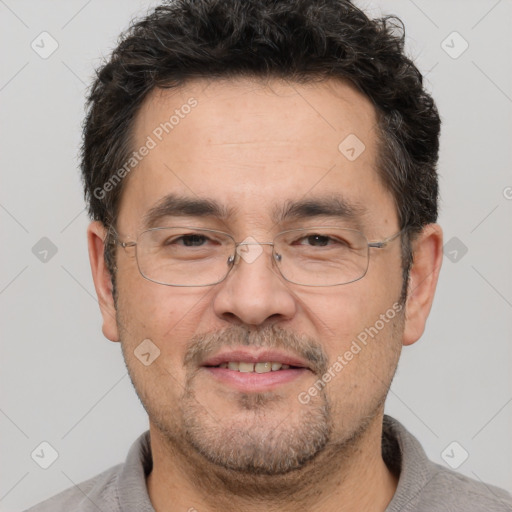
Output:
[82, 0, 440, 298]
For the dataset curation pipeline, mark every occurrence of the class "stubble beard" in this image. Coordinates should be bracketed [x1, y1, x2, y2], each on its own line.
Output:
[118, 314, 404, 492]
[178, 374, 332, 475]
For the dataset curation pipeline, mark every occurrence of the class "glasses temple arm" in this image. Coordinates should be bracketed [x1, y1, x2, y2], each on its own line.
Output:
[368, 228, 405, 249]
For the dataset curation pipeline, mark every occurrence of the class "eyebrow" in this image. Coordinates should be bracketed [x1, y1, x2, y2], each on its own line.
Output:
[273, 196, 367, 225]
[143, 194, 237, 228]
[142, 193, 367, 229]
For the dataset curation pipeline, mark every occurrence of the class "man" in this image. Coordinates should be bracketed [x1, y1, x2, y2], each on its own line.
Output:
[27, 0, 512, 510]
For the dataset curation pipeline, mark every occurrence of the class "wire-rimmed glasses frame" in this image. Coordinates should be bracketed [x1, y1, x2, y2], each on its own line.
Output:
[114, 225, 403, 287]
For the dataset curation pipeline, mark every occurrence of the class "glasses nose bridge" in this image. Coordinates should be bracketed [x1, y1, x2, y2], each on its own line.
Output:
[229, 240, 280, 269]
[236, 240, 275, 248]
[233, 240, 276, 258]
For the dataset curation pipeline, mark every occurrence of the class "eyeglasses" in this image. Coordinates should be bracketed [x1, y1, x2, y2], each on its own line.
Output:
[114, 226, 402, 287]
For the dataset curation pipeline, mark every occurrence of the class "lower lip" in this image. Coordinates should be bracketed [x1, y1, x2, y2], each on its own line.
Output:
[202, 367, 311, 392]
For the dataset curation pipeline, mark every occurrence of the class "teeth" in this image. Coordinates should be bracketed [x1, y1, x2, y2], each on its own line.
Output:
[217, 362, 294, 372]
[255, 362, 271, 373]
[238, 362, 254, 373]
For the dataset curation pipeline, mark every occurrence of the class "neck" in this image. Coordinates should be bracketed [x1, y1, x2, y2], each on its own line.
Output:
[146, 413, 398, 512]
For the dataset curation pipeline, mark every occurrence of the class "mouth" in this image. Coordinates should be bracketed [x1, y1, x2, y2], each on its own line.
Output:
[200, 350, 312, 392]
[205, 361, 302, 372]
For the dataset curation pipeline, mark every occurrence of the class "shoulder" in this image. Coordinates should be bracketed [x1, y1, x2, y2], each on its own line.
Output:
[24, 431, 153, 512]
[24, 463, 123, 512]
[416, 462, 512, 511]
[383, 415, 512, 512]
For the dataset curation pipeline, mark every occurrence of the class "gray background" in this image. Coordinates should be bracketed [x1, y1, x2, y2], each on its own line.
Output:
[1, 0, 511, 510]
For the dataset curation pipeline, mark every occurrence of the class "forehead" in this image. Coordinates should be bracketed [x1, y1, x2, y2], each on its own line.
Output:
[117, 77, 397, 234]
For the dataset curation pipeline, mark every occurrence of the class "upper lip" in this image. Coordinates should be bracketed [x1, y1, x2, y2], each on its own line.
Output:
[201, 349, 311, 369]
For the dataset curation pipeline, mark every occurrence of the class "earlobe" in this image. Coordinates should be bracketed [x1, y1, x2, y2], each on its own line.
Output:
[87, 221, 120, 342]
[402, 223, 443, 346]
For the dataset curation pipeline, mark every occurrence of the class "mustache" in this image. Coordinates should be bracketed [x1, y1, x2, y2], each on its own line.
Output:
[183, 324, 329, 375]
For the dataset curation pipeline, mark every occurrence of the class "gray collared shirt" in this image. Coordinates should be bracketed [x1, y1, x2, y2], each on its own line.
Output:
[25, 415, 512, 511]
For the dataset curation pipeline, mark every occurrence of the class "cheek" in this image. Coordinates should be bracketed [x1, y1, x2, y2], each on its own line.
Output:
[316, 312, 403, 415]
[291, 284, 404, 403]
[293, 282, 399, 345]
[115, 285, 202, 403]
[115, 273, 214, 363]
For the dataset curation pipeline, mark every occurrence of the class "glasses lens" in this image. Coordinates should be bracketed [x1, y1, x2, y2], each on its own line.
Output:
[274, 227, 369, 286]
[136, 227, 234, 286]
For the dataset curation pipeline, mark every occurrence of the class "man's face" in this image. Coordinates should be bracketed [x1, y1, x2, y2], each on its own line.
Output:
[106, 78, 405, 475]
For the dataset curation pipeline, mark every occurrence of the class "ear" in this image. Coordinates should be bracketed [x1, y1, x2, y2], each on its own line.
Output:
[402, 223, 443, 346]
[87, 221, 120, 342]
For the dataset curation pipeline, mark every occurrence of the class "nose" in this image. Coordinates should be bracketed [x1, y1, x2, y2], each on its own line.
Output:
[212, 243, 297, 327]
